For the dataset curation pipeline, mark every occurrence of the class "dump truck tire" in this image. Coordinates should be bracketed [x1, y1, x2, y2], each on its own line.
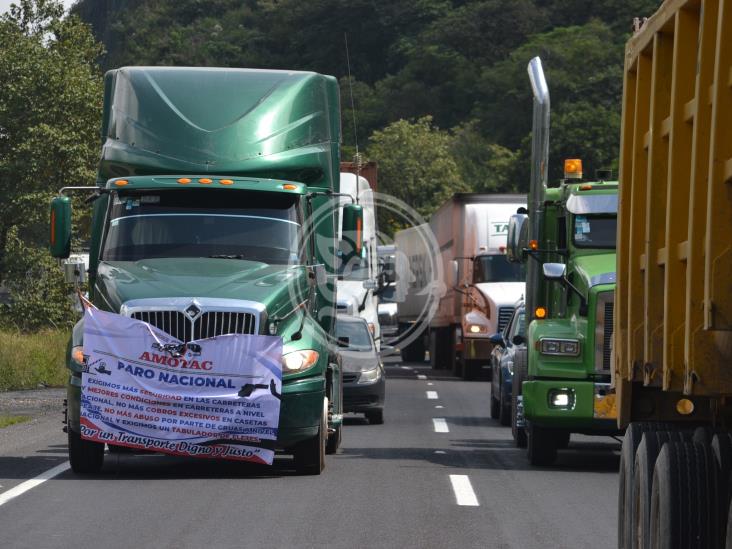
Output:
[527, 423, 557, 466]
[295, 398, 327, 475]
[68, 428, 104, 475]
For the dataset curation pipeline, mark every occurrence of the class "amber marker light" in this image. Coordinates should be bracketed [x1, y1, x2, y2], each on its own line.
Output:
[535, 306, 547, 319]
[114, 179, 129, 186]
[283, 184, 298, 190]
[199, 178, 213, 184]
[579, 184, 593, 191]
[177, 178, 191, 184]
[564, 158, 583, 180]
[529, 240, 539, 251]
[219, 179, 234, 185]
[676, 398, 695, 415]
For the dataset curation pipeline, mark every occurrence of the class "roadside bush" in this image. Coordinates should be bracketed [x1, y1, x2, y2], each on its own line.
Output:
[0, 329, 69, 390]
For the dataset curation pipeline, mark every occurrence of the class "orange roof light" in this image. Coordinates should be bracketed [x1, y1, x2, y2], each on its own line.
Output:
[564, 158, 583, 180]
[199, 178, 213, 184]
[535, 306, 547, 319]
[114, 179, 129, 186]
[283, 184, 298, 190]
[219, 179, 234, 185]
[529, 240, 539, 251]
[177, 178, 191, 184]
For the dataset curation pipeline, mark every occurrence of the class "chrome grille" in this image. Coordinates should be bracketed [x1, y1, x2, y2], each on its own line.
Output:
[498, 307, 514, 332]
[594, 291, 614, 373]
[131, 309, 256, 342]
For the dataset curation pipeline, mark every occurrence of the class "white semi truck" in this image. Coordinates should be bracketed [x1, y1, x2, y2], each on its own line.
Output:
[397, 193, 526, 378]
[337, 172, 380, 348]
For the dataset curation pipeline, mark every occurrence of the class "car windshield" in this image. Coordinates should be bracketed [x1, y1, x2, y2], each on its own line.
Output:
[473, 255, 524, 283]
[102, 189, 302, 264]
[335, 320, 373, 351]
[572, 215, 617, 249]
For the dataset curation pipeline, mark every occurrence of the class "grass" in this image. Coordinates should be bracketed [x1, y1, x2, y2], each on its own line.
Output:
[0, 414, 31, 428]
[0, 330, 69, 391]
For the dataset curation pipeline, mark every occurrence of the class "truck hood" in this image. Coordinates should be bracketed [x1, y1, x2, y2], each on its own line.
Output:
[571, 253, 617, 293]
[474, 282, 525, 306]
[95, 258, 308, 317]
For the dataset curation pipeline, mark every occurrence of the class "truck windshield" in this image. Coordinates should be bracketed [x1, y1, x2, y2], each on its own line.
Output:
[572, 215, 616, 249]
[102, 189, 302, 264]
[473, 255, 524, 283]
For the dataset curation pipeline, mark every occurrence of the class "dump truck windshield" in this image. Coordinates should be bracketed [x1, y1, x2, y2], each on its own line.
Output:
[572, 215, 616, 249]
[473, 254, 524, 283]
[102, 189, 302, 264]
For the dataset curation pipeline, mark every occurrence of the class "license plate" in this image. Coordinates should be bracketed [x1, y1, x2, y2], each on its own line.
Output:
[593, 392, 617, 419]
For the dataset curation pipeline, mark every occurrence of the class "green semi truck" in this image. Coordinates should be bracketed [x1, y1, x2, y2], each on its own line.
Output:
[49, 67, 360, 475]
[507, 57, 620, 466]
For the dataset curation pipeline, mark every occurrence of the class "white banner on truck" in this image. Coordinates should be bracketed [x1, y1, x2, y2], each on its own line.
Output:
[80, 309, 282, 465]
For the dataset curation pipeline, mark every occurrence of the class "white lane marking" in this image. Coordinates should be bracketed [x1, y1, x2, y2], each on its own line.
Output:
[417, 374, 427, 380]
[433, 418, 449, 433]
[401, 366, 413, 370]
[435, 405, 444, 409]
[427, 382, 434, 386]
[449, 475, 479, 506]
[426, 391, 438, 399]
[0, 461, 70, 507]
[435, 450, 446, 454]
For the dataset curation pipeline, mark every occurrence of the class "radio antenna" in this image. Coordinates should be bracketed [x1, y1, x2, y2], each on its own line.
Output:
[345, 32, 361, 202]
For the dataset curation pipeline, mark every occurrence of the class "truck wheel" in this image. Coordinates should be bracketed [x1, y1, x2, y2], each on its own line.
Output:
[555, 430, 570, 449]
[498, 386, 511, 427]
[68, 428, 104, 474]
[462, 359, 481, 380]
[511, 349, 527, 448]
[326, 424, 341, 455]
[712, 433, 732, 544]
[294, 398, 327, 475]
[725, 497, 732, 549]
[527, 423, 557, 466]
[632, 430, 685, 549]
[490, 391, 500, 420]
[429, 328, 448, 370]
[400, 333, 425, 363]
[649, 441, 719, 549]
[365, 409, 384, 425]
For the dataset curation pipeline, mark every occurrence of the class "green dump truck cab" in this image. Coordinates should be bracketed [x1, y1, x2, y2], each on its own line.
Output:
[507, 58, 620, 466]
[51, 67, 353, 474]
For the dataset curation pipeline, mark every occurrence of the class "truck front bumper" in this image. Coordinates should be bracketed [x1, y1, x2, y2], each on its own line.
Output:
[67, 372, 326, 451]
[522, 380, 619, 433]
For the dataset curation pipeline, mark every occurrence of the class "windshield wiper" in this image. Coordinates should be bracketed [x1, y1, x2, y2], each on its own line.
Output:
[207, 254, 246, 260]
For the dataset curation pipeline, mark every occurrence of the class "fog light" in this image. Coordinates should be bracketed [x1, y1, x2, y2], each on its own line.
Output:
[676, 398, 695, 415]
[548, 388, 575, 409]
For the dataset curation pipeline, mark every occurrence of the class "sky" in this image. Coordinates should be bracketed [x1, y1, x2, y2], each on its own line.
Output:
[0, 0, 76, 15]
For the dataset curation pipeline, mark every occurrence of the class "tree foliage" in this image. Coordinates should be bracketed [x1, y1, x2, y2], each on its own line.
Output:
[0, 0, 103, 330]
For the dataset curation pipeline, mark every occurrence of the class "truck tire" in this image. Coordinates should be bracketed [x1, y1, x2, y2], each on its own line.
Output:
[462, 359, 481, 381]
[511, 348, 528, 448]
[365, 409, 384, 425]
[713, 433, 732, 545]
[68, 427, 105, 475]
[649, 441, 720, 549]
[490, 390, 500, 420]
[618, 422, 685, 549]
[726, 497, 732, 549]
[400, 329, 425, 363]
[632, 430, 685, 549]
[326, 424, 341, 455]
[294, 398, 327, 475]
[527, 423, 557, 466]
[429, 327, 450, 370]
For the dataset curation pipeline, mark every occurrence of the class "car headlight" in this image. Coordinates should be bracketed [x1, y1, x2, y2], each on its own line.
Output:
[539, 338, 580, 356]
[282, 350, 320, 373]
[71, 345, 86, 366]
[358, 366, 381, 383]
[506, 360, 514, 375]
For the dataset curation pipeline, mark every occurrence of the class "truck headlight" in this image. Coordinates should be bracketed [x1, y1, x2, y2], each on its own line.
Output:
[282, 350, 319, 373]
[539, 338, 580, 356]
[468, 324, 488, 334]
[357, 366, 381, 383]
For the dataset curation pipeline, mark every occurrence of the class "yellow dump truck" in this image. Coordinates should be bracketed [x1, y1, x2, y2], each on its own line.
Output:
[615, 1, 732, 547]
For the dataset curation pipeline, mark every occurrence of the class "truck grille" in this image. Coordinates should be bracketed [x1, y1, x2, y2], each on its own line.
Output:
[498, 307, 514, 332]
[594, 291, 614, 374]
[131, 310, 256, 342]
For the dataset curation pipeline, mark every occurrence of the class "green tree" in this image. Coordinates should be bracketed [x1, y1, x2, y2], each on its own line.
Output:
[0, 0, 103, 330]
[367, 116, 469, 233]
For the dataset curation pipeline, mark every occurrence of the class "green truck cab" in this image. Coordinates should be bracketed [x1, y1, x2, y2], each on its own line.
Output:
[49, 67, 360, 475]
[507, 57, 619, 466]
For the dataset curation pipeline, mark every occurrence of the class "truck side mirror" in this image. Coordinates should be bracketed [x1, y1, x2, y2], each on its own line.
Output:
[506, 213, 529, 263]
[542, 263, 566, 280]
[341, 203, 364, 261]
[512, 334, 525, 346]
[49, 196, 72, 259]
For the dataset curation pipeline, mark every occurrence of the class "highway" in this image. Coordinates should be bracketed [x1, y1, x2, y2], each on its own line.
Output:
[0, 358, 620, 548]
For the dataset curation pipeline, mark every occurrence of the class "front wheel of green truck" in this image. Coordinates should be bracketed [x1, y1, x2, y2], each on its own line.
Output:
[526, 423, 557, 466]
[68, 428, 104, 474]
[294, 398, 327, 475]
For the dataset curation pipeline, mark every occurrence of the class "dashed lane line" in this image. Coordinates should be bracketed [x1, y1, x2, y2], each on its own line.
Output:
[417, 374, 427, 380]
[432, 418, 449, 433]
[0, 461, 70, 508]
[426, 391, 438, 399]
[449, 475, 479, 506]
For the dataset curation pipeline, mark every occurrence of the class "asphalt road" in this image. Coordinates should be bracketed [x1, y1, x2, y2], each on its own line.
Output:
[0, 359, 620, 549]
